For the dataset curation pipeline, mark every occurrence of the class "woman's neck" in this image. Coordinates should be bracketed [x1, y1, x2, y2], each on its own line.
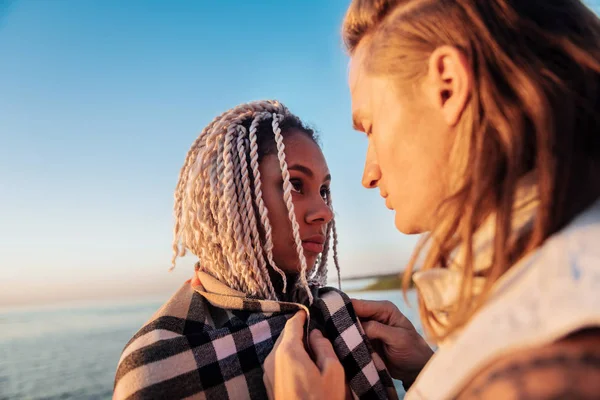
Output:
[268, 268, 299, 302]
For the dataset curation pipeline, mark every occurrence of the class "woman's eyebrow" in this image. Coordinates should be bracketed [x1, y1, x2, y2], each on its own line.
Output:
[288, 164, 331, 183]
[288, 164, 314, 177]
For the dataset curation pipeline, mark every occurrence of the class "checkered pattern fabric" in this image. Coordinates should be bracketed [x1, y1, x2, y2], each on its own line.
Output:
[114, 272, 396, 400]
[312, 288, 396, 399]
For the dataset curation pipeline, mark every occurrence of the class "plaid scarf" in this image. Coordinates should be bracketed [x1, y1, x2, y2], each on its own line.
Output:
[114, 271, 396, 400]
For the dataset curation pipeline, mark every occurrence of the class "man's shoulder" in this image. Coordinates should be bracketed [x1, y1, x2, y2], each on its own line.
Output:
[458, 328, 600, 399]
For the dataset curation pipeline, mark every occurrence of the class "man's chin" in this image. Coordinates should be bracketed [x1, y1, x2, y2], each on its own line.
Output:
[394, 210, 427, 235]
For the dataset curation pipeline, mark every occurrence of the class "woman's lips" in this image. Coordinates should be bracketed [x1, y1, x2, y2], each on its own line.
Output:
[302, 234, 325, 253]
[302, 241, 325, 253]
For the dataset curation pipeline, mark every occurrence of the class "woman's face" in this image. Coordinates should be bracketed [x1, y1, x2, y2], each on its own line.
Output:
[259, 130, 333, 274]
[348, 44, 469, 234]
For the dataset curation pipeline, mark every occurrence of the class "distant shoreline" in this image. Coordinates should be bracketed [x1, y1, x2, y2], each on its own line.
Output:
[342, 272, 403, 282]
[2, 274, 411, 310]
[343, 273, 414, 292]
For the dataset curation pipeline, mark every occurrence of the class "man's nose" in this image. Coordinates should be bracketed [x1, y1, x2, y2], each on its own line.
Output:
[362, 142, 381, 189]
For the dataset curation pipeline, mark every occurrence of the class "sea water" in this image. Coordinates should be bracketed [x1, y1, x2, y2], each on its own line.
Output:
[0, 289, 421, 399]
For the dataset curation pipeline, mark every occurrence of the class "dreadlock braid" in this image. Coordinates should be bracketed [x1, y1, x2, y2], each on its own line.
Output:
[310, 194, 341, 289]
[236, 125, 278, 299]
[172, 108, 237, 266]
[332, 219, 341, 289]
[248, 112, 288, 293]
[171, 100, 338, 303]
[314, 222, 332, 286]
[271, 113, 313, 304]
[327, 193, 341, 289]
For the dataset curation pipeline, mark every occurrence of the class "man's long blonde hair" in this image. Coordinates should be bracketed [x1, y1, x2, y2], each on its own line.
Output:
[343, 0, 600, 341]
[171, 100, 339, 304]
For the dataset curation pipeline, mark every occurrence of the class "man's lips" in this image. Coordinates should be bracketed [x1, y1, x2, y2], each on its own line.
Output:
[380, 190, 392, 210]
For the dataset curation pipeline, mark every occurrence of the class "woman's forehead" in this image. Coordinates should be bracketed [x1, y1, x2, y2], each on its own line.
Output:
[260, 132, 330, 180]
[285, 134, 329, 173]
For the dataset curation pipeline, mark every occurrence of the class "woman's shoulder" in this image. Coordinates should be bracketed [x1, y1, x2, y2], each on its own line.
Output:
[113, 281, 224, 399]
[314, 285, 355, 315]
[115, 281, 212, 371]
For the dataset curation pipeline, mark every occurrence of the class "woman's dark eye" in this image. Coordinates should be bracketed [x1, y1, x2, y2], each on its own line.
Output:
[320, 186, 331, 200]
[290, 179, 303, 194]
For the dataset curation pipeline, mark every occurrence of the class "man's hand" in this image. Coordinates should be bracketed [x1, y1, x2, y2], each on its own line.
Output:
[263, 311, 346, 400]
[352, 299, 433, 388]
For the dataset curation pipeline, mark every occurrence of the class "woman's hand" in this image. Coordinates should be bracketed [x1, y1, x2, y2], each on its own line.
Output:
[352, 299, 433, 389]
[263, 311, 347, 400]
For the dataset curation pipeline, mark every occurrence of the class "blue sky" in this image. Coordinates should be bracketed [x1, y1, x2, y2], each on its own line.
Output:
[2, 0, 599, 306]
[0, 0, 420, 306]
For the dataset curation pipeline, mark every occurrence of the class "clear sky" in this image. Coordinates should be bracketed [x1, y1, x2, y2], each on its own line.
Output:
[2, 0, 599, 307]
[0, 0, 418, 306]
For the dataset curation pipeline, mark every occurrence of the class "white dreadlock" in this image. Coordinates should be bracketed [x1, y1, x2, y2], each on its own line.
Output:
[171, 100, 340, 303]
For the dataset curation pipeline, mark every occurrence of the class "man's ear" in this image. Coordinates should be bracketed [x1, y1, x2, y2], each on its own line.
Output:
[422, 45, 471, 127]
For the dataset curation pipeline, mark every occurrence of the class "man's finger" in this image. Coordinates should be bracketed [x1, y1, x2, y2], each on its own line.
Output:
[262, 368, 274, 400]
[280, 311, 307, 345]
[264, 317, 288, 373]
[370, 349, 386, 371]
[309, 330, 345, 386]
[262, 339, 278, 396]
[264, 312, 305, 389]
[271, 323, 286, 352]
[361, 320, 403, 345]
[277, 311, 315, 367]
[309, 330, 338, 372]
[352, 298, 413, 329]
[351, 299, 395, 323]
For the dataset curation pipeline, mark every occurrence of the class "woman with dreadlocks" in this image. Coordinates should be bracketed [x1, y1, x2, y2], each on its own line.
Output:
[113, 100, 397, 400]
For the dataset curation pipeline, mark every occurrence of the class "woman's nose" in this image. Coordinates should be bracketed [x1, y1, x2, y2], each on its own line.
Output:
[306, 198, 334, 225]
